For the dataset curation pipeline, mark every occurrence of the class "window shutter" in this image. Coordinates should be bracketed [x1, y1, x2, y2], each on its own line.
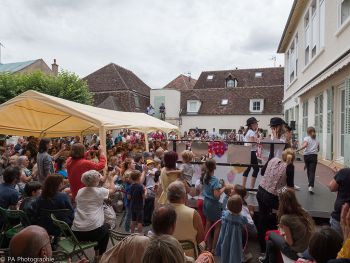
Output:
[319, 94, 324, 155]
[326, 88, 333, 160]
[344, 78, 350, 166]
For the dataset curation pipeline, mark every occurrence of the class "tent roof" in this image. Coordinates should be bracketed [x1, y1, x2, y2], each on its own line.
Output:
[0, 90, 178, 137]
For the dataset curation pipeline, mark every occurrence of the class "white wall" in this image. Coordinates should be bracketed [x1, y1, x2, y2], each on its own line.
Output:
[150, 89, 181, 124]
[180, 114, 282, 134]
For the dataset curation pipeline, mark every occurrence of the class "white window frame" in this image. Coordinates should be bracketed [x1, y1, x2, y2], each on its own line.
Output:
[304, 0, 325, 67]
[226, 79, 237, 88]
[187, 100, 201, 113]
[207, 74, 214, 80]
[339, 0, 350, 26]
[255, 72, 262, 78]
[221, 99, 228, 105]
[249, 99, 264, 113]
[287, 34, 298, 86]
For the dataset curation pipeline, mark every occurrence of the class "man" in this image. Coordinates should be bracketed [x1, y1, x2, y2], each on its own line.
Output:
[147, 105, 155, 116]
[159, 103, 165, 120]
[14, 137, 24, 155]
[9, 225, 52, 261]
[167, 181, 205, 257]
[0, 166, 20, 209]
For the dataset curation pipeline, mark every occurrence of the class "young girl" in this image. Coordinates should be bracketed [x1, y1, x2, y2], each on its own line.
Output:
[242, 117, 259, 189]
[179, 150, 194, 186]
[297, 126, 319, 193]
[260, 190, 315, 263]
[202, 159, 226, 254]
[216, 195, 248, 263]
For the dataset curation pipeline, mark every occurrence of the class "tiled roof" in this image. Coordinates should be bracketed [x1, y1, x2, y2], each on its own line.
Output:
[163, 74, 197, 90]
[97, 95, 124, 111]
[193, 67, 284, 90]
[83, 63, 151, 96]
[0, 60, 37, 73]
[180, 86, 283, 115]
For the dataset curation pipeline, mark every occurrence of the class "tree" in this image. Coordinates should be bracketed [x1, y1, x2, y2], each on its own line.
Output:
[0, 71, 93, 105]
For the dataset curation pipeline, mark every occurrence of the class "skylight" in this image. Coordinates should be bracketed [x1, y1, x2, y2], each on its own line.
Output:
[207, 74, 214, 80]
[255, 72, 262, 78]
[221, 99, 228, 105]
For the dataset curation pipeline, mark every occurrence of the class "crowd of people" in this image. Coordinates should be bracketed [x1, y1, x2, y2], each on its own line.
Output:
[0, 116, 349, 263]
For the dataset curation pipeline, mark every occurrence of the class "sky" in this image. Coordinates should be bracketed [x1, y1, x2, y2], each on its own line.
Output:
[0, 0, 294, 89]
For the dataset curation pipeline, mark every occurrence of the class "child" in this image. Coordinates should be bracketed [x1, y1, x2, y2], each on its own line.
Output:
[233, 184, 257, 235]
[179, 150, 195, 186]
[143, 159, 157, 226]
[128, 170, 146, 233]
[216, 195, 248, 263]
[222, 184, 234, 210]
[20, 181, 42, 223]
[123, 173, 132, 232]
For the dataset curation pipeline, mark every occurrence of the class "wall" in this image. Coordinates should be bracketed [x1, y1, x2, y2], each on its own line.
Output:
[284, 0, 350, 103]
[150, 89, 181, 124]
[180, 114, 282, 134]
[17, 59, 53, 75]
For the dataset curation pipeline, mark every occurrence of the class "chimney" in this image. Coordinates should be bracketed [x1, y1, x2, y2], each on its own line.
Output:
[51, 59, 58, 76]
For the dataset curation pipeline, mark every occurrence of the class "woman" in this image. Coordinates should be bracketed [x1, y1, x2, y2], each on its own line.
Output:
[36, 138, 65, 183]
[35, 174, 74, 236]
[158, 151, 182, 205]
[72, 170, 116, 262]
[17, 156, 35, 193]
[201, 159, 225, 254]
[66, 143, 106, 199]
[257, 148, 295, 252]
[242, 117, 260, 189]
[297, 127, 319, 193]
[260, 190, 315, 263]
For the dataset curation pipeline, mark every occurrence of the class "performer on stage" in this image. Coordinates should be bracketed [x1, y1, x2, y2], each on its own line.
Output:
[242, 117, 259, 190]
[297, 127, 319, 193]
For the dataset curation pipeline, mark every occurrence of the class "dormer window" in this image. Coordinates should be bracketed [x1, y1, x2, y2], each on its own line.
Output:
[255, 72, 262, 78]
[221, 99, 228, 105]
[207, 74, 214, 80]
[187, 100, 201, 113]
[226, 79, 238, 88]
[250, 99, 264, 113]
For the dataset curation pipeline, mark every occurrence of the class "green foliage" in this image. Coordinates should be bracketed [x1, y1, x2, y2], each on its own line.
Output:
[0, 71, 93, 105]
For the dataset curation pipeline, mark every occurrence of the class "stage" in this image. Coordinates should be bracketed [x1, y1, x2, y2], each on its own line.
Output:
[191, 160, 336, 219]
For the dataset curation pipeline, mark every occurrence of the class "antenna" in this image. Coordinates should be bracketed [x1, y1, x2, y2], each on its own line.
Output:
[0, 42, 5, 64]
[270, 56, 276, 67]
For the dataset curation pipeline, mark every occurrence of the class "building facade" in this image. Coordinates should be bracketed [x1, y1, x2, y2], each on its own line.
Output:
[0, 59, 58, 75]
[84, 63, 151, 113]
[152, 68, 284, 134]
[278, 0, 350, 166]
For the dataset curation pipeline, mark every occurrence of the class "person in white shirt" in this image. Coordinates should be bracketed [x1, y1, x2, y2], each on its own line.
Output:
[242, 117, 260, 189]
[72, 170, 116, 261]
[297, 127, 319, 193]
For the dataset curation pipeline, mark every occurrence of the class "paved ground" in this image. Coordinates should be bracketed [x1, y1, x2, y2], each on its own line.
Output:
[77, 160, 338, 262]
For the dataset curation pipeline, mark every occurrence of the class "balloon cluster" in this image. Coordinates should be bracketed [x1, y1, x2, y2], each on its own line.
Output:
[208, 141, 228, 157]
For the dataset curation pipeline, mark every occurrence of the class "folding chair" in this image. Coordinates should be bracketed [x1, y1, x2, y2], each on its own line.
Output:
[109, 229, 130, 246]
[52, 250, 70, 263]
[179, 240, 198, 259]
[51, 214, 97, 260]
[0, 207, 31, 247]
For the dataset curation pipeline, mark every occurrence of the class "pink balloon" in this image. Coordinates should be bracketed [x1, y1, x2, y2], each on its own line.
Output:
[226, 170, 236, 183]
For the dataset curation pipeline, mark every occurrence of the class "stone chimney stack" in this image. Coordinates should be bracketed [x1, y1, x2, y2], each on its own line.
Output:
[52, 59, 58, 76]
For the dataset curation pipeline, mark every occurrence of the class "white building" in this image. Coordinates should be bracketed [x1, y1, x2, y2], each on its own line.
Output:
[278, 0, 350, 167]
[151, 68, 284, 134]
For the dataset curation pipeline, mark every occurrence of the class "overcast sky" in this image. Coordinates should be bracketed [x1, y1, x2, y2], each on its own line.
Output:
[1, 0, 293, 89]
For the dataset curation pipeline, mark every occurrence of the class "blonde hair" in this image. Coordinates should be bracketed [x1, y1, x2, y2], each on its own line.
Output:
[307, 126, 316, 139]
[282, 148, 295, 165]
[181, 150, 193, 163]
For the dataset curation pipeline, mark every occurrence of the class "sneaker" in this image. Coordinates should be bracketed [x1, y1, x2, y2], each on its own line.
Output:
[308, 186, 314, 193]
[294, 185, 301, 190]
[243, 252, 253, 262]
[258, 256, 266, 263]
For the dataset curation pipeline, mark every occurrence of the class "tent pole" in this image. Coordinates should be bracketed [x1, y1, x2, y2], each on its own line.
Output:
[99, 126, 107, 161]
[145, 132, 149, 152]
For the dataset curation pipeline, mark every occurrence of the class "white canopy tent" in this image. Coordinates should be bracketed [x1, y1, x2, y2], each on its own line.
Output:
[0, 90, 179, 151]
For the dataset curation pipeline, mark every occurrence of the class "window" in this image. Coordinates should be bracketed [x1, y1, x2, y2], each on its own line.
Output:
[287, 34, 298, 85]
[207, 74, 214, 80]
[221, 99, 228, 105]
[226, 78, 238, 88]
[250, 99, 264, 113]
[341, 0, 350, 25]
[304, 0, 325, 66]
[255, 72, 262, 78]
[302, 101, 309, 137]
[187, 100, 201, 113]
[134, 95, 140, 108]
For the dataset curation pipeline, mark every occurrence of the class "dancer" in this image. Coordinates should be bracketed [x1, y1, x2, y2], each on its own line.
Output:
[242, 117, 259, 189]
[297, 127, 319, 193]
